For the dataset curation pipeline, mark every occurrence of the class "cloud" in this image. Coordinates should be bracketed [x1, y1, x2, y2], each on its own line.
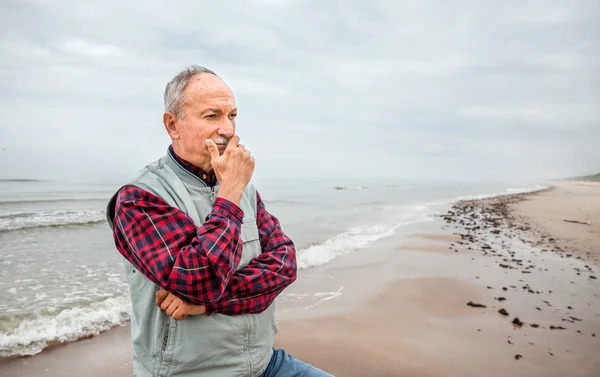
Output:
[0, 0, 598, 183]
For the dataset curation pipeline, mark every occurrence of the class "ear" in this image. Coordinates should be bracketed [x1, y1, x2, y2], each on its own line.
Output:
[163, 112, 180, 140]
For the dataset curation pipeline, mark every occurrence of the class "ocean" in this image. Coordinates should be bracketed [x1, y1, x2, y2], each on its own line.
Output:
[0, 177, 549, 357]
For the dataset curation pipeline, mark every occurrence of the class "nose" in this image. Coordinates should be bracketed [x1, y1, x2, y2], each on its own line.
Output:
[217, 117, 235, 138]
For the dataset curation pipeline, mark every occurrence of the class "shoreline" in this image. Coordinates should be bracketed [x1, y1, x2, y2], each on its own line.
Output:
[2, 181, 599, 376]
[273, 181, 599, 376]
[445, 182, 598, 266]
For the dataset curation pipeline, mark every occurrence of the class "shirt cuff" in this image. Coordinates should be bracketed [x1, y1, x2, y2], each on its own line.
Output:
[203, 302, 220, 316]
[212, 197, 244, 224]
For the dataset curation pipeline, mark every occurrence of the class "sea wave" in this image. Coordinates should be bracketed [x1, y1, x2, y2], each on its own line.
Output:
[0, 209, 106, 232]
[506, 184, 551, 194]
[0, 179, 47, 182]
[453, 183, 551, 202]
[297, 215, 433, 270]
[0, 198, 109, 206]
[263, 199, 307, 206]
[0, 295, 131, 357]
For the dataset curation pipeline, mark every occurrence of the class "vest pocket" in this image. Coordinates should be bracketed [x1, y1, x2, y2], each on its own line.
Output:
[123, 260, 146, 294]
[238, 219, 261, 269]
[241, 218, 260, 242]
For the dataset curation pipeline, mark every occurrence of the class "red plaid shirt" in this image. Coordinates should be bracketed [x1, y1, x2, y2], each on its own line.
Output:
[111, 146, 297, 316]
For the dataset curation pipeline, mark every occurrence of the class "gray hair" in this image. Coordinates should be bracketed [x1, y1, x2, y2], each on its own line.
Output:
[163, 65, 219, 118]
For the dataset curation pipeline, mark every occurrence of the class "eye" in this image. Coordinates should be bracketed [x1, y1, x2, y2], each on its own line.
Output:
[205, 114, 217, 119]
[229, 113, 237, 119]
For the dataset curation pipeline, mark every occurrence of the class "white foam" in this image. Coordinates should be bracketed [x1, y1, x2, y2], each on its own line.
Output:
[297, 216, 431, 270]
[0, 295, 131, 357]
[453, 184, 550, 202]
[0, 209, 106, 232]
[34, 293, 48, 301]
[15, 279, 34, 283]
[505, 184, 549, 193]
[277, 282, 345, 316]
[302, 285, 345, 311]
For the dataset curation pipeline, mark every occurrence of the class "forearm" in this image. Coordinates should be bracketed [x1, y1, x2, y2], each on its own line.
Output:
[205, 191, 298, 315]
[206, 284, 286, 316]
[205, 242, 297, 315]
[161, 208, 244, 304]
[114, 188, 246, 305]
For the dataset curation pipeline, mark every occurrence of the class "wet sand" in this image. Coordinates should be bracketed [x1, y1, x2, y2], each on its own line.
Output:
[2, 181, 599, 376]
[274, 182, 600, 376]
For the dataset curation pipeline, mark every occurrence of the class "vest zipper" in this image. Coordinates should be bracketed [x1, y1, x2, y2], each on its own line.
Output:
[242, 315, 254, 374]
[162, 320, 170, 352]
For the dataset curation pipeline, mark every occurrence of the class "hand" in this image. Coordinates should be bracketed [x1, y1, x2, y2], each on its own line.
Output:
[155, 289, 206, 320]
[205, 135, 255, 205]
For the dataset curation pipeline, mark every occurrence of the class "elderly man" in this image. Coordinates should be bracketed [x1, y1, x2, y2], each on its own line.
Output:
[106, 66, 332, 377]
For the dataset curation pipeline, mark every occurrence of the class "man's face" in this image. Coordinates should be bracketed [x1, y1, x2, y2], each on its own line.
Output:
[165, 73, 237, 171]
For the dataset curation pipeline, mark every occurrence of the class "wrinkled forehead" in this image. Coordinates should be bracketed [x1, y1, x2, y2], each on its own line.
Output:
[184, 74, 236, 109]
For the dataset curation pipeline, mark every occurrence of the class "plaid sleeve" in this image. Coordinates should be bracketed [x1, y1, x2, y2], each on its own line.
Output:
[205, 190, 297, 315]
[111, 185, 245, 305]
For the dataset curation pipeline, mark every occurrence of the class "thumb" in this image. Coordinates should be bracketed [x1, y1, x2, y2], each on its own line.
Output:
[205, 139, 221, 160]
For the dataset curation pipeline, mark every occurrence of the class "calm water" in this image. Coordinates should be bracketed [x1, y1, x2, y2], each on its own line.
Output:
[0, 177, 548, 357]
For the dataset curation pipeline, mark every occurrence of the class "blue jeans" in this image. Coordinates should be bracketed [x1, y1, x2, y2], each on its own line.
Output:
[259, 348, 334, 377]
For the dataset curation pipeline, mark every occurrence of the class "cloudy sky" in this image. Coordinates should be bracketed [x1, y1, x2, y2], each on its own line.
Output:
[0, 0, 598, 183]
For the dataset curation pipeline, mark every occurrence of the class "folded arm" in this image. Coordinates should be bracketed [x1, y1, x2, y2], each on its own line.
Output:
[112, 185, 245, 305]
[205, 191, 297, 315]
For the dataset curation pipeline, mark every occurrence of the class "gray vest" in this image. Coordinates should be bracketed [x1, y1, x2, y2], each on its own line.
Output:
[106, 150, 276, 377]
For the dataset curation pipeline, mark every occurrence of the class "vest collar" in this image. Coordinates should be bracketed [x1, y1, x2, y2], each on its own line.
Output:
[166, 145, 217, 187]
[165, 147, 218, 190]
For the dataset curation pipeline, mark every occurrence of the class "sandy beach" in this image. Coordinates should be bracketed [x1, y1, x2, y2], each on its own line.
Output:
[274, 181, 600, 377]
[2, 181, 599, 376]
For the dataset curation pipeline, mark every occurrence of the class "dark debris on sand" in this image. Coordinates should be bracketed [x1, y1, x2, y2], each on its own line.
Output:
[439, 189, 598, 270]
[512, 317, 524, 328]
[438, 188, 599, 357]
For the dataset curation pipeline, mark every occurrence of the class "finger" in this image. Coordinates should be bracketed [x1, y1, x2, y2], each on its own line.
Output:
[190, 305, 206, 315]
[172, 307, 189, 320]
[156, 289, 169, 306]
[237, 143, 245, 152]
[166, 300, 179, 317]
[160, 294, 176, 311]
[205, 139, 221, 160]
[225, 135, 240, 151]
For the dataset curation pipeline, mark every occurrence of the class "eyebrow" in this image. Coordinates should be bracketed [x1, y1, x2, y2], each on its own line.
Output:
[201, 108, 237, 114]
